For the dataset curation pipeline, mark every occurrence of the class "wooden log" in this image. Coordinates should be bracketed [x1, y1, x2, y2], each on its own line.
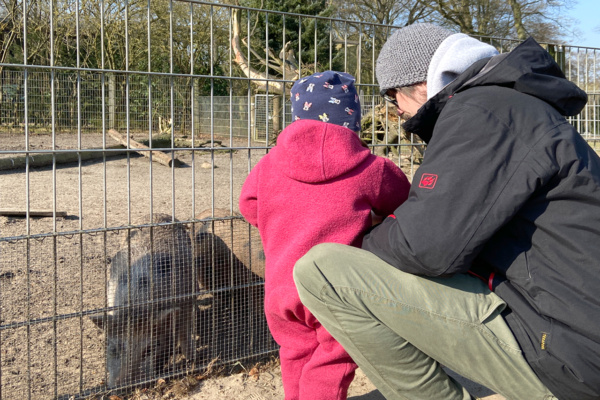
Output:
[108, 129, 181, 167]
[0, 145, 127, 171]
[0, 209, 67, 218]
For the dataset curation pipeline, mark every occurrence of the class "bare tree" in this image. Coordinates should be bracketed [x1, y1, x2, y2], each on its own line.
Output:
[331, 0, 430, 26]
[329, 0, 433, 54]
[0, 0, 19, 67]
[426, 0, 576, 42]
[230, 8, 296, 95]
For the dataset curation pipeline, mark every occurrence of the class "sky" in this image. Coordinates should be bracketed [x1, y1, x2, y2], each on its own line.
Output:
[567, 0, 600, 48]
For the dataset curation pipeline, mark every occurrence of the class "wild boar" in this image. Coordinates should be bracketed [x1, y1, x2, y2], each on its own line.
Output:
[91, 213, 196, 387]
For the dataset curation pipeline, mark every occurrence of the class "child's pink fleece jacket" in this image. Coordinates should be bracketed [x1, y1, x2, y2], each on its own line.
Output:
[239, 119, 410, 400]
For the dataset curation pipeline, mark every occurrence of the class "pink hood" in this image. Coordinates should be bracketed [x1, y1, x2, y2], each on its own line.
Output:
[240, 116, 410, 296]
[271, 120, 371, 183]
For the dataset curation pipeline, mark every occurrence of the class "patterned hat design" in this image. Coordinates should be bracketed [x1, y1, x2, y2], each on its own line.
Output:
[290, 71, 361, 132]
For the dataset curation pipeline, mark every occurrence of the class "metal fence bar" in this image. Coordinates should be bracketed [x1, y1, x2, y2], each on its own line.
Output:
[50, 2, 59, 392]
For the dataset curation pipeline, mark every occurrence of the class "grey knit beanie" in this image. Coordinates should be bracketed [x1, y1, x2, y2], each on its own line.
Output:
[376, 23, 454, 95]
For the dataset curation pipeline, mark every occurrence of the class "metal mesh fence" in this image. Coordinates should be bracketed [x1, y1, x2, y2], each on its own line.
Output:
[0, 215, 271, 399]
[0, 71, 251, 137]
[1, 0, 600, 399]
[0, 70, 105, 133]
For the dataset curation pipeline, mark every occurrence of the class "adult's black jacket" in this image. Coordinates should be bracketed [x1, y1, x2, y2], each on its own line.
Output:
[363, 37, 600, 399]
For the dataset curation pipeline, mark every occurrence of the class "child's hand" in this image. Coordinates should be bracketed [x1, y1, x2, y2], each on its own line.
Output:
[370, 210, 384, 226]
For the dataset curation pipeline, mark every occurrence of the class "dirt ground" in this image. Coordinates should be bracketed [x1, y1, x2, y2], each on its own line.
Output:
[0, 131, 272, 399]
[0, 131, 265, 233]
[184, 363, 506, 400]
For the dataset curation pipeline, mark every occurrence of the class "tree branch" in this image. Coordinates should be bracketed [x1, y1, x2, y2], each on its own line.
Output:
[231, 8, 289, 94]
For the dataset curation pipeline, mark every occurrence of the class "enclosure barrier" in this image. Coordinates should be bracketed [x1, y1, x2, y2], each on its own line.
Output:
[1, 0, 599, 398]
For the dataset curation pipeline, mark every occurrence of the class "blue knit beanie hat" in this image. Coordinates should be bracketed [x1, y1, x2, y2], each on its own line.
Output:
[290, 71, 361, 132]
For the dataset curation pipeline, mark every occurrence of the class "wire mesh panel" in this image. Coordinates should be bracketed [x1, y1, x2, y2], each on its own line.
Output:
[563, 46, 600, 141]
[0, 215, 271, 398]
[1, 231, 118, 398]
[192, 214, 270, 363]
[196, 96, 252, 137]
[1, 0, 600, 399]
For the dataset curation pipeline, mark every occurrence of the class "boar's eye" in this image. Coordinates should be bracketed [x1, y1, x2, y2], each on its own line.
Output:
[107, 338, 127, 358]
[107, 342, 120, 358]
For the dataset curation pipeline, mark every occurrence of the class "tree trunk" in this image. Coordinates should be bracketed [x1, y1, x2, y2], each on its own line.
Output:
[507, 0, 528, 40]
[272, 95, 282, 134]
[108, 73, 116, 130]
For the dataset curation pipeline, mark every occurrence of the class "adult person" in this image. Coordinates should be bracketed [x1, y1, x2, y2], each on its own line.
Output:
[293, 23, 600, 400]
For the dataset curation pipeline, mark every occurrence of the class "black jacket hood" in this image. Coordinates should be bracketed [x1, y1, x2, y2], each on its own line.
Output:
[404, 37, 588, 143]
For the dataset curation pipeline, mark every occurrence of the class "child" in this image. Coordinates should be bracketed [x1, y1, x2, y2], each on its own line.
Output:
[239, 71, 410, 400]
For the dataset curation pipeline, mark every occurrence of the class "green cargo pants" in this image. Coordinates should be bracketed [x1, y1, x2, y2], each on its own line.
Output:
[293, 243, 557, 400]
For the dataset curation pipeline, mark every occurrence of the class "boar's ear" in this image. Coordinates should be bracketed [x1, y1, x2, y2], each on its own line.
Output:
[156, 307, 180, 326]
[90, 313, 107, 330]
[197, 221, 210, 235]
[111, 249, 128, 268]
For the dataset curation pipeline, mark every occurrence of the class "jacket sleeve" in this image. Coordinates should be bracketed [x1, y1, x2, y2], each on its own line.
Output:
[363, 101, 551, 276]
[371, 158, 411, 216]
[239, 164, 260, 228]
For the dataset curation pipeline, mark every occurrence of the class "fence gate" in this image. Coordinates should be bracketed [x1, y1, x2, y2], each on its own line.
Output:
[253, 94, 275, 143]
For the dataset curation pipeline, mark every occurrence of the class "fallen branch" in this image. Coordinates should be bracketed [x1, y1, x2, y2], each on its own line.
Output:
[0, 145, 127, 171]
[108, 129, 181, 168]
[174, 138, 223, 148]
[0, 209, 67, 218]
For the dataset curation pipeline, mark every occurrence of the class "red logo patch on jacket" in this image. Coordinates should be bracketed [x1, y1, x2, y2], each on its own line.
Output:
[419, 173, 438, 189]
